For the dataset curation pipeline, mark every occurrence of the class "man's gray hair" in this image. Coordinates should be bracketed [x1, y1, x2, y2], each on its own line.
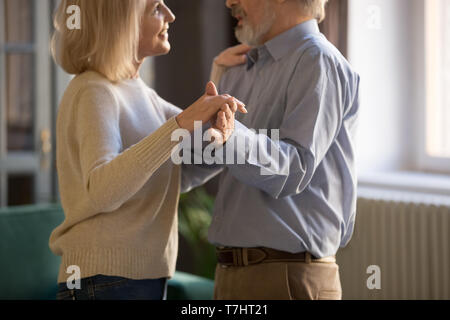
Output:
[296, 0, 329, 23]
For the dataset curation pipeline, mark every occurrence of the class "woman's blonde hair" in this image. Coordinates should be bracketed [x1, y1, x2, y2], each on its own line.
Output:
[51, 0, 147, 82]
[297, 0, 329, 23]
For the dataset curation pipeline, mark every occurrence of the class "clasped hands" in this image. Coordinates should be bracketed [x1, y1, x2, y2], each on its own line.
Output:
[176, 44, 251, 145]
[175, 82, 247, 146]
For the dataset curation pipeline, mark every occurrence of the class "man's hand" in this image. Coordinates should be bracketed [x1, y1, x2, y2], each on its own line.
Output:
[210, 106, 235, 145]
[204, 82, 238, 146]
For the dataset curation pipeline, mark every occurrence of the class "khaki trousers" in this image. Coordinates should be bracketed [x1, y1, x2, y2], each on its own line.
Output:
[213, 261, 342, 300]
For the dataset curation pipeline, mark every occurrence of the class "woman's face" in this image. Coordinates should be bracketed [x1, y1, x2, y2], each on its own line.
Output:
[138, 0, 175, 59]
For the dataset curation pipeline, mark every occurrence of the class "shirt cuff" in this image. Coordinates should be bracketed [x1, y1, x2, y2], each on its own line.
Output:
[203, 120, 257, 165]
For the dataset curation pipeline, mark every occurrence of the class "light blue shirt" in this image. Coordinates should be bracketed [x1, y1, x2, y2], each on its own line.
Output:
[182, 20, 360, 258]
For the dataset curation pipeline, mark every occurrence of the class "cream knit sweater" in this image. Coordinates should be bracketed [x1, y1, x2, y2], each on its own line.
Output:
[49, 71, 187, 283]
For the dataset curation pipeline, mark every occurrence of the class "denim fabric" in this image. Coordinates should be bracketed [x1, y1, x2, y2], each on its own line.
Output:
[56, 274, 167, 300]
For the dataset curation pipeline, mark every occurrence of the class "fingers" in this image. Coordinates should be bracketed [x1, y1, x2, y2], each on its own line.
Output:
[210, 106, 236, 145]
[216, 111, 227, 129]
[224, 99, 237, 113]
[215, 109, 235, 144]
[238, 54, 247, 64]
[233, 98, 247, 114]
[222, 95, 247, 114]
[221, 111, 228, 125]
[220, 104, 233, 121]
[209, 95, 247, 115]
[215, 44, 252, 67]
[205, 81, 218, 96]
[229, 44, 252, 55]
[228, 53, 247, 66]
[230, 44, 251, 65]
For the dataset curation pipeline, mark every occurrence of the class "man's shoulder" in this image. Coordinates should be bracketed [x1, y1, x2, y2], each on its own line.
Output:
[298, 35, 344, 65]
[296, 34, 358, 78]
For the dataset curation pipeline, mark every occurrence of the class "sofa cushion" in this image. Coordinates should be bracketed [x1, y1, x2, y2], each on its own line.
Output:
[0, 204, 64, 300]
[168, 271, 214, 300]
[0, 204, 215, 300]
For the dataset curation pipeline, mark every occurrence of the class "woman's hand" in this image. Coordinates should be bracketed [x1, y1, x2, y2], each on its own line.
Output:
[176, 82, 247, 132]
[214, 44, 252, 67]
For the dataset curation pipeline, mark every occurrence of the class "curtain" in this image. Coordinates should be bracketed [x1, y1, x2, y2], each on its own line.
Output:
[3, 0, 34, 151]
[319, 0, 349, 58]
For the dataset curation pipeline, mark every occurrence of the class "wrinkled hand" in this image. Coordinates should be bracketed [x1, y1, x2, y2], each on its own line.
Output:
[214, 44, 252, 67]
[206, 105, 236, 146]
[204, 83, 238, 146]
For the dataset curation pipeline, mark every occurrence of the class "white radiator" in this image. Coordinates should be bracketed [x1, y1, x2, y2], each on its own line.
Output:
[337, 195, 450, 299]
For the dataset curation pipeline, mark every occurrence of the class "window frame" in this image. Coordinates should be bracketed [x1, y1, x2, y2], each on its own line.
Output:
[420, 0, 450, 174]
[0, 0, 54, 207]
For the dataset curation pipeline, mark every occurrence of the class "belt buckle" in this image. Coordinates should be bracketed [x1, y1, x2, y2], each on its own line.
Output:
[232, 248, 242, 267]
[242, 248, 249, 266]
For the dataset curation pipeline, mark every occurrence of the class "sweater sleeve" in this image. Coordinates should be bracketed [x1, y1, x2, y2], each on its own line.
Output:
[74, 84, 181, 213]
[149, 89, 225, 194]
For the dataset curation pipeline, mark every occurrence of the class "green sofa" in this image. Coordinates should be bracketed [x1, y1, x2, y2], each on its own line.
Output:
[0, 204, 214, 300]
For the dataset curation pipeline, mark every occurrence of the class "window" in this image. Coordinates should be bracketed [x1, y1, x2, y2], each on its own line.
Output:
[424, 0, 450, 172]
[347, 0, 450, 197]
[0, 0, 154, 208]
[0, 0, 54, 207]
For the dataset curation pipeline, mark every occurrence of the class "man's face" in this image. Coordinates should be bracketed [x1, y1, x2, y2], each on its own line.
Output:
[226, 0, 276, 46]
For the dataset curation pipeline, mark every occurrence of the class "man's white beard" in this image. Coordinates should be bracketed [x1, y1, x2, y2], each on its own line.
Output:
[235, 6, 276, 46]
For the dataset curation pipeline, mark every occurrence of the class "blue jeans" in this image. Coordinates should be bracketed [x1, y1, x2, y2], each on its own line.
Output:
[56, 275, 168, 300]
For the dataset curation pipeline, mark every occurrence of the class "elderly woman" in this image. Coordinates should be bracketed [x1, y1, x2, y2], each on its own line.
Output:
[50, 0, 249, 300]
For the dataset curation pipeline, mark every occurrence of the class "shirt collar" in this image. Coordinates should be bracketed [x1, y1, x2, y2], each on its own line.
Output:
[247, 49, 259, 69]
[247, 19, 320, 69]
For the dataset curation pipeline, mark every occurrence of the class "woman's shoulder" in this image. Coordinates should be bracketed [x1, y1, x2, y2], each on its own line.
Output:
[58, 71, 119, 119]
[69, 71, 115, 93]
[61, 71, 118, 106]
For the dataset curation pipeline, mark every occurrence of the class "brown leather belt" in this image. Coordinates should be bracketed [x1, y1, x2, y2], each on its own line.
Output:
[216, 247, 336, 267]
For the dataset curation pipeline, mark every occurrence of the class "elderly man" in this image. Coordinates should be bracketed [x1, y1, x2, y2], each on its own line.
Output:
[186, 0, 360, 300]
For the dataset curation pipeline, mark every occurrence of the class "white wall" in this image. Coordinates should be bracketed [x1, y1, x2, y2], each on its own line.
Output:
[348, 0, 425, 174]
